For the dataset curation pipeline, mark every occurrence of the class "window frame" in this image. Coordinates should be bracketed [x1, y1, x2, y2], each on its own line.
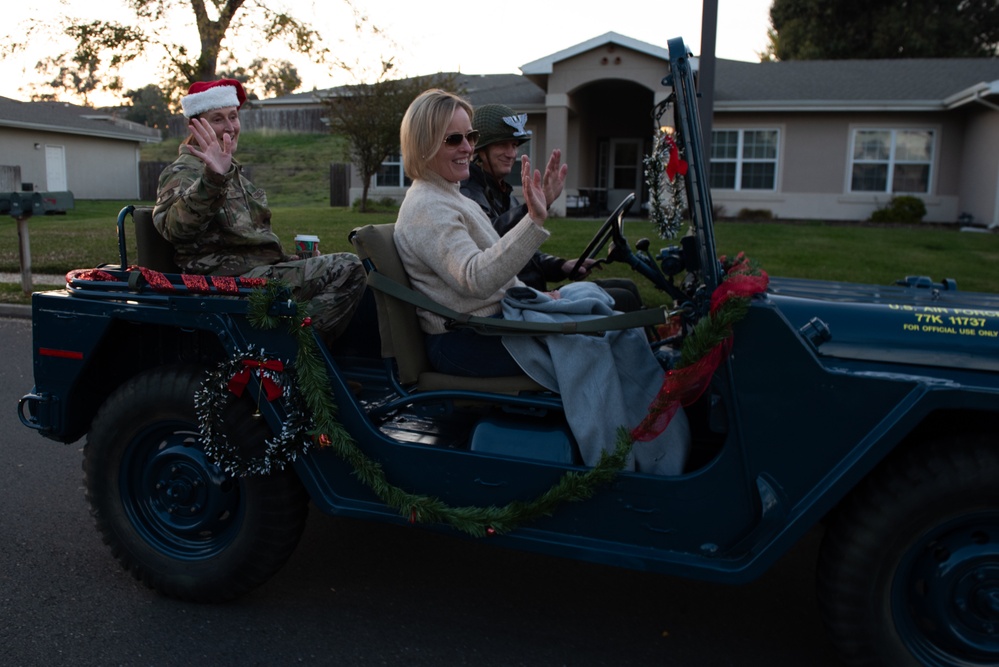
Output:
[708, 127, 780, 192]
[374, 152, 410, 188]
[848, 127, 936, 195]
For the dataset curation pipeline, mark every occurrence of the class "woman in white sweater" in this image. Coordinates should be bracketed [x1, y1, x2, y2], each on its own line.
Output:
[395, 89, 567, 377]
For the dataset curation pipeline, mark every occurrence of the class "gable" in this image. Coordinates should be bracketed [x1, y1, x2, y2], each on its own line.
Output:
[0, 96, 160, 143]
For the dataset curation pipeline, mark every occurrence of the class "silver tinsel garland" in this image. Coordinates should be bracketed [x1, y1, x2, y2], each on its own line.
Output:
[195, 345, 313, 477]
[643, 129, 687, 241]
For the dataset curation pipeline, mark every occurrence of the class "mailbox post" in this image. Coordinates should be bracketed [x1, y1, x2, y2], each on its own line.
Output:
[0, 191, 74, 294]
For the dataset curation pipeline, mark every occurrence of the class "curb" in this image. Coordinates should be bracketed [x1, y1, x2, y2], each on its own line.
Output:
[0, 303, 32, 319]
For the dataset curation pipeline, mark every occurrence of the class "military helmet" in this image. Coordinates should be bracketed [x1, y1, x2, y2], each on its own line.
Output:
[472, 104, 532, 151]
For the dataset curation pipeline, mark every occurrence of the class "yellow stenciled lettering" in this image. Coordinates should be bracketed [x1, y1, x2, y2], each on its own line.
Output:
[954, 309, 999, 317]
[949, 317, 986, 327]
[922, 325, 957, 334]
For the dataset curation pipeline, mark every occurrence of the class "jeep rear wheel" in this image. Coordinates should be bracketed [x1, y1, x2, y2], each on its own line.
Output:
[84, 365, 309, 602]
[817, 436, 999, 666]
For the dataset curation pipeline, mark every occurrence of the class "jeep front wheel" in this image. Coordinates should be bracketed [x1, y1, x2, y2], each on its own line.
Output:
[817, 436, 999, 666]
[83, 365, 309, 602]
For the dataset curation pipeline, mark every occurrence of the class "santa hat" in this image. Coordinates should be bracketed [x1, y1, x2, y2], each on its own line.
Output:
[181, 79, 247, 118]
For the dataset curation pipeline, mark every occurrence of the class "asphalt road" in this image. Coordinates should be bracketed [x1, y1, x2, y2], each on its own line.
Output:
[1, 314, 844, 667]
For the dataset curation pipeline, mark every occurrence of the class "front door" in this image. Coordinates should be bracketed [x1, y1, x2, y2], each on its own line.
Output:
[44, 145, 67, 191]
[608, 139, 642, 212]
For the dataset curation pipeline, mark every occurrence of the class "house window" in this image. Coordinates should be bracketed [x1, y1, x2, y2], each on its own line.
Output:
[376, 153, 411, 187]
[709, 129, 778, 191]
[850, 129, 933, 194]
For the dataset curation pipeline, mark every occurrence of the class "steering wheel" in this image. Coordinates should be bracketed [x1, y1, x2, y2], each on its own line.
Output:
[567, 193, 636, 280]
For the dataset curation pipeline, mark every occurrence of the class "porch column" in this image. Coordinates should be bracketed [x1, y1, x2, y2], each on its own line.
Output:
[545, 95, 570, 217]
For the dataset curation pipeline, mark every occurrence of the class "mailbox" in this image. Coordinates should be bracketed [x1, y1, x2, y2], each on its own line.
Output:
[1, 191, 74, 294]
[0, 191, 74, 218]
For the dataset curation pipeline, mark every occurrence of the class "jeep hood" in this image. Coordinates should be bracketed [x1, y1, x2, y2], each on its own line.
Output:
[765, 276, 999, 372]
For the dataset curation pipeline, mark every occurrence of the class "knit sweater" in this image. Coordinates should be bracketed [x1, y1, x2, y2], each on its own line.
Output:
[395, 171, 550, 334]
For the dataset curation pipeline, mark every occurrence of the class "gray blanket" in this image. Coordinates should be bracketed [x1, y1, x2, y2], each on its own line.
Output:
[501, 282, 689, 475]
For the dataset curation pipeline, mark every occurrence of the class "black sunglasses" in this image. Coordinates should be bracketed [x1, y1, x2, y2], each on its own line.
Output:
[442, 130, 480, 147]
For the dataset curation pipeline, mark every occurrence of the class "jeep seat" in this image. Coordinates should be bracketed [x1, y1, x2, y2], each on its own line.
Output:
[349, 223, 545, 395]
[132, 206, 181, 273]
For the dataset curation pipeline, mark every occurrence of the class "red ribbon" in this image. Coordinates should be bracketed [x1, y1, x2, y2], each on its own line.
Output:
[67, 269, 118, 282]
[134, 267, 173, 291]
[70, 267, 268, 294]
[182, 274, 209, 292]
[211, 276, 238, 294]
[631, 340, 731, 442]
[710, 271, 770, 313]
[631, 261, 769, 442]
[664, 134, 688, 182]
[227, 358, 284, 402]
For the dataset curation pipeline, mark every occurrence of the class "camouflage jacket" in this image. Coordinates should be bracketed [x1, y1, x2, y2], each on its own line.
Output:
[153, 147, 292, 275]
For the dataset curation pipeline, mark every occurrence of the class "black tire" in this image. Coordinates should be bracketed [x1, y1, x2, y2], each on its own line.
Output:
[817, 436, 999, 666]
[83, 365, 309, 602]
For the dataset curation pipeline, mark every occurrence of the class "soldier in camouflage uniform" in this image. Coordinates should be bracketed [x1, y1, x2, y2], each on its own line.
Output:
[153, 79, 365, 345]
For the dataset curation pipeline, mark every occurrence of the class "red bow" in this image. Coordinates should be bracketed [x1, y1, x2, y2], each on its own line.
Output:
[664, 134, 688, 182]
[227, 358, 284, 402]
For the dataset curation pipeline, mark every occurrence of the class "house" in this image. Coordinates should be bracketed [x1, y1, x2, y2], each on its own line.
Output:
[0, 97, 161, 199]
[257, 31, 999, 225]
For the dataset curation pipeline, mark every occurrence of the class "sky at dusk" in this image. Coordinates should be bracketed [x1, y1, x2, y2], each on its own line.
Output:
[3, 0, 774, 105]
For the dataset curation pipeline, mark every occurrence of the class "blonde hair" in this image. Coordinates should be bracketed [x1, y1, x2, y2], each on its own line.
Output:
[400, 89, 473, 180]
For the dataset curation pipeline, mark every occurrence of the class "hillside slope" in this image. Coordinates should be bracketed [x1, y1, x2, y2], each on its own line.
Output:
[143, 132, 352, 206]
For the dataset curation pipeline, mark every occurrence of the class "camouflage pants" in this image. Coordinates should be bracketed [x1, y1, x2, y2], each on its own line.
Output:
[243, 253, 367, 346]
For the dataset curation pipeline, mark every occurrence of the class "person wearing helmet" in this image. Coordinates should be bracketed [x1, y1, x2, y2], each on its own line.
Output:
[460, 104, 641, 311]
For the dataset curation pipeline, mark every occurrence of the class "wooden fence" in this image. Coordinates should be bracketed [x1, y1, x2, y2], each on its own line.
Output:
[0, 165, 22, 191]
[166, 107, 328, 138]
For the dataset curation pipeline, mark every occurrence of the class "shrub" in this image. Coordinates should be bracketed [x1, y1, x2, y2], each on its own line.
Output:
[870, 196, 926, 224]
[736, 208, 774, 221]
[351, 197, 400, 213]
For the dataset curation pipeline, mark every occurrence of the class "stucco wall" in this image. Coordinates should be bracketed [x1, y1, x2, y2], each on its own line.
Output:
[957, 106, 999, 226]
[711, 111, 966, 223]
[0, 127, 141, 200]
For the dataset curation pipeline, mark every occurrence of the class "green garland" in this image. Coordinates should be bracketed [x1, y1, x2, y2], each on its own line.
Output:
[237, 281, 633, 538]
[678, 297, 749, 368]
[202, 263, 762, 537]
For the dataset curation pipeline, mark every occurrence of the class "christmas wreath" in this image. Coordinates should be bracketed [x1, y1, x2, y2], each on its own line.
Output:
[644, 128, 688, 241]
[195, 347, 313, 477]
[644, 95, 689, 241]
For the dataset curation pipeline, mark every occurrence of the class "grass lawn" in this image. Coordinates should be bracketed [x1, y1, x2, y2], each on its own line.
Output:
[2, 200, 997, 307]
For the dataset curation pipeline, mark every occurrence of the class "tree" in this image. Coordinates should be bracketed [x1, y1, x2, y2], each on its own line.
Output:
[123, 84, 173, 134]
[7, 0, 383, 108]
[218, 58, 302, 100]
[33, 22, 148, 106]
[321, 66, 461, 212]
[768, 0, 999, 59]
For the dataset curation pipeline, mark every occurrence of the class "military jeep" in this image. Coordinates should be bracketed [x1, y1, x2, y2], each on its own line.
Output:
[18, 37, 999, 667]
